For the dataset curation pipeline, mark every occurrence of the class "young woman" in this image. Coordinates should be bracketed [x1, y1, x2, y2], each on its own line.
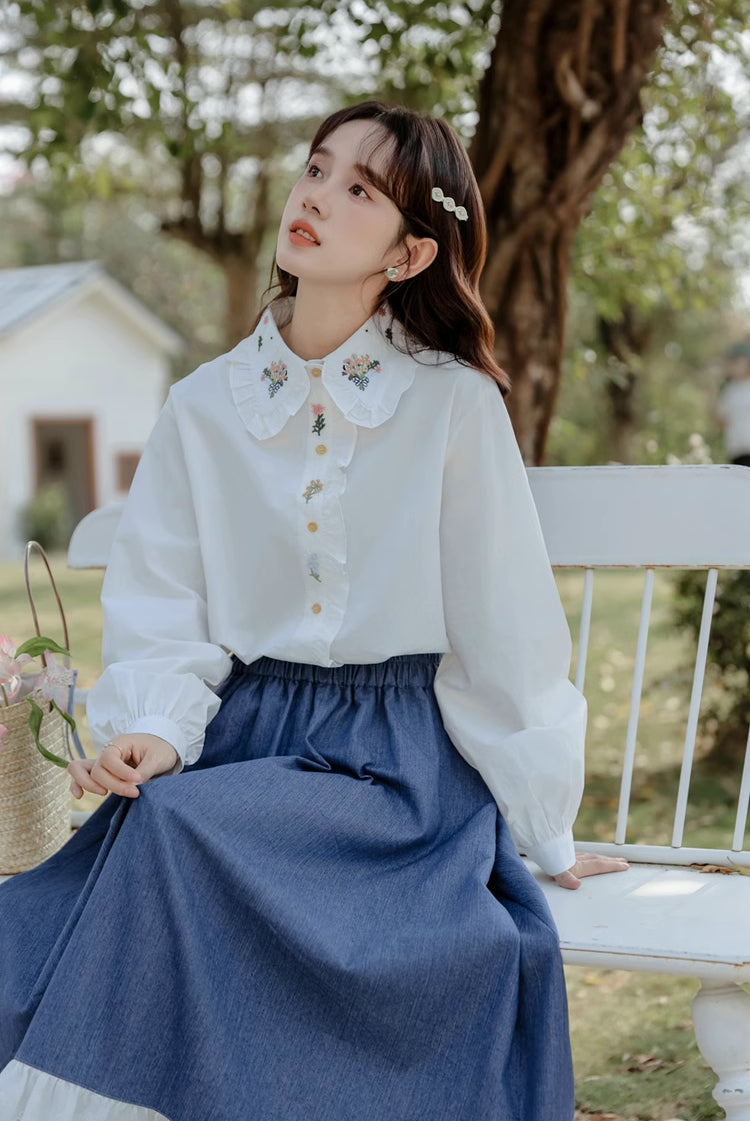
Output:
[0, 101, 626, 1121]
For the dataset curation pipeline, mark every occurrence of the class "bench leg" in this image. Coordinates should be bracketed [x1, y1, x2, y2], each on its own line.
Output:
[693, 979, 750, 1120]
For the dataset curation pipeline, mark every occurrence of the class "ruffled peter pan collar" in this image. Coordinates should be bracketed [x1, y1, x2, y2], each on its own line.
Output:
[228, 298, 418, 440]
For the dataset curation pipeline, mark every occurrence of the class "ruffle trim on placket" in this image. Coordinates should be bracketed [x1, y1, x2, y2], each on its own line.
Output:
[293, 390, 357, 665]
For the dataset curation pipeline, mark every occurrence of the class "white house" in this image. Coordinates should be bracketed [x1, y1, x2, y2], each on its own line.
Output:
[0, 261, 182, 559]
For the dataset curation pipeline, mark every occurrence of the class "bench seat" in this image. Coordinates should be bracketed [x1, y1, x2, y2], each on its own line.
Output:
[525, 859, 750, 980]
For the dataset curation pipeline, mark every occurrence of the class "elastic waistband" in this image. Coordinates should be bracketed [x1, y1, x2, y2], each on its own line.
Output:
[235, 652, 444, 688]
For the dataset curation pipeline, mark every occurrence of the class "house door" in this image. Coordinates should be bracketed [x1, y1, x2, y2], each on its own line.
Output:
[33, 418, 96, 529]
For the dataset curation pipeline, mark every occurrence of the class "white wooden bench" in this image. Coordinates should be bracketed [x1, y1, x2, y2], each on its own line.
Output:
[526, 464, 750, 1121]
[6, 466, 750, 1117]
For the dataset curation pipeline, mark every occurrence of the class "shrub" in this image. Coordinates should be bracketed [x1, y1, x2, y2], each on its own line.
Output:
[18, 483, 73, 552]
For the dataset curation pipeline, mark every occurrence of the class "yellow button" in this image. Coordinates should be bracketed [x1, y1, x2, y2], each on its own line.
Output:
[311, 603, 322, 614]
[311, 367, 322, 378]
[307, 521, 318, 533]
[315, 444, 327, 455]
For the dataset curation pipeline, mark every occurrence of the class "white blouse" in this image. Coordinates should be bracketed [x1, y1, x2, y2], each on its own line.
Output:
[86, 299, 586, 877]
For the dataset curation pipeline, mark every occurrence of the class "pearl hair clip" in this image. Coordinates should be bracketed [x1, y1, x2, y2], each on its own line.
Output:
[431, 187, 468, 221]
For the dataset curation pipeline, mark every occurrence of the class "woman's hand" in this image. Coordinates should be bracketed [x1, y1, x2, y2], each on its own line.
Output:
[68, 733, 179, 800]
[552, 852, 630, 890]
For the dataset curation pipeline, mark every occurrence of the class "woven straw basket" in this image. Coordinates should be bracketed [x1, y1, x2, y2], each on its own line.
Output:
[0, 542, 76, 875]
[0, 693, 71, 874]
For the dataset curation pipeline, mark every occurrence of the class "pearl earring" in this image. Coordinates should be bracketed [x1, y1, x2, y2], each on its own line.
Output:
[385, 267, 399, 280]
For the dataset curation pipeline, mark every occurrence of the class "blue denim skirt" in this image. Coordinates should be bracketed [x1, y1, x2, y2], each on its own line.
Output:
[0, 653, 574, 1120]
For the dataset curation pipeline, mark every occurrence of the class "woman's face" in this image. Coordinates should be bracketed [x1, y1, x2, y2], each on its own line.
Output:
[276, 120, 405, 298]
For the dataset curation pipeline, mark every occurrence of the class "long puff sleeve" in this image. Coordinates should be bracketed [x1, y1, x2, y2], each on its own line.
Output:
[433, 373, 586, 877]
[86, 391, 233, 770]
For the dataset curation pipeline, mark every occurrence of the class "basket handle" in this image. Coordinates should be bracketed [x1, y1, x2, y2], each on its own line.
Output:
[23, 540, 87, 762]
[24, 541, 71, 662]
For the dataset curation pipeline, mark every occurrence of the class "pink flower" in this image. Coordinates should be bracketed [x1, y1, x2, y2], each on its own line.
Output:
[0, 635, 32, 705]
[0, 723, 7, 750]
[311, 404, 324, 416]
[38, 652, 74, 708]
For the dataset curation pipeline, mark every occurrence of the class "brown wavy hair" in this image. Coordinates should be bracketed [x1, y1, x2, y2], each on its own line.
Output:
[259, 100, 509, 394]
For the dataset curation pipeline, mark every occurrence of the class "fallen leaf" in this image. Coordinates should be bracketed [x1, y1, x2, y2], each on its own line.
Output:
[623, 1053, 686, 1074]
[690, 863, 735, 874]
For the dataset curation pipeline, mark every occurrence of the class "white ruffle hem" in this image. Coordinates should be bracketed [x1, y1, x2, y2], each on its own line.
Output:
[0, 1059, 170, 1120]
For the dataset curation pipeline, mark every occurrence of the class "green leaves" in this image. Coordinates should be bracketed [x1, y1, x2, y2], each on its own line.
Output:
[25, 697, 70, 768]
[14, 636, 71, 660]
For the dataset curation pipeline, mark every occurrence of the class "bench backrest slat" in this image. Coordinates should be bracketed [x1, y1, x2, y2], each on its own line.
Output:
[671, 567, 717, 847]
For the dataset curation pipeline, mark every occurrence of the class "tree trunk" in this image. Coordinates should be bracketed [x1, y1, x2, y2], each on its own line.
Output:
[471, 0, 670, 463]
[161, 160, 271, 351]
[598, 305, 652, 464]
[223, 256, 261, 349]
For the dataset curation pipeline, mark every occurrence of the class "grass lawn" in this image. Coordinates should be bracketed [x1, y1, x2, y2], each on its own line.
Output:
[1, 555, 744, 1119]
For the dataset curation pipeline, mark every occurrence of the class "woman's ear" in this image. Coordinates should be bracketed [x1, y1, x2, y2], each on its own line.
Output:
[401, 235, 438, 279]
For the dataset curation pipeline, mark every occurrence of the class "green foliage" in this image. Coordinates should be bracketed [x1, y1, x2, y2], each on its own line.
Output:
[549, 296, 730, 466]
[563, 0, 750, 460]
[312, 0, 498, 129]
[572, 0, 750, 321]
[18, 484, 73, 553]
[2, 0, 496, 198]
[26, 695, 72, 768]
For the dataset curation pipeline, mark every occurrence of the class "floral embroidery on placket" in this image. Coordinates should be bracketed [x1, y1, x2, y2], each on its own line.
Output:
[311, 404, 326, 435]
[308, 554, 322, 582]
[302, 479, 323, 503]
[342, 353, 381, 391]
[261, 359, 288, 397]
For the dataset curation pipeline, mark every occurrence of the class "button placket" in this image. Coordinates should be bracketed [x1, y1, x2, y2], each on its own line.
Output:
[292, 365, 355, 660]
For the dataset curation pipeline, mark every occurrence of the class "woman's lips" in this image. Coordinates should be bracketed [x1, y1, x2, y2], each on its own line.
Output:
[289, 230, 319, 246]
[289, 220, 320, 246]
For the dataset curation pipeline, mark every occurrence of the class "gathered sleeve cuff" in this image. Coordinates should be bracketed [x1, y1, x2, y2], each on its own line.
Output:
[433, 373, 587, 878]
[86, 391, 233, 768]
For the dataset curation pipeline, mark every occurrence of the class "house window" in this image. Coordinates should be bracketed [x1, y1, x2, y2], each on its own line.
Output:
[116, 453, 141, 492]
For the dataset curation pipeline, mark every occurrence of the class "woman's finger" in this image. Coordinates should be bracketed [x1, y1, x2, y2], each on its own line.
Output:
[552, 870, 581, 891]
[98, 743, 143, 784]
[90, 760, 141, 797]
[550, 853, 629, 890]
[68, 763, 109, 797]
[574, 853, 629, 879]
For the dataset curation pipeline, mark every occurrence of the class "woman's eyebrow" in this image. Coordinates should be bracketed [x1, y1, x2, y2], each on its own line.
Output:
[354, 162, 389, 193]
[309, 145, 383, 184]
[308, 146, 385, 190]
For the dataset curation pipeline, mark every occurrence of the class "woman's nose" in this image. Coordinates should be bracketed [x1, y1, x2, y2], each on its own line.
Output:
[302, 185, 327, 217]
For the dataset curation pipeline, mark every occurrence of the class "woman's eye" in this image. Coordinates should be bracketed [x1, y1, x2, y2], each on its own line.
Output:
[306, 164, 321, 177]
[351, 183, 370, 198]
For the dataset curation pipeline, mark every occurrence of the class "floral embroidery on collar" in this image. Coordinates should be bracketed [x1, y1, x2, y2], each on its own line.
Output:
[311, 404, 326, 434]
[228, 299, 420, 439]
[342, 353, 381, 392]
[261, 360, 288, 397]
